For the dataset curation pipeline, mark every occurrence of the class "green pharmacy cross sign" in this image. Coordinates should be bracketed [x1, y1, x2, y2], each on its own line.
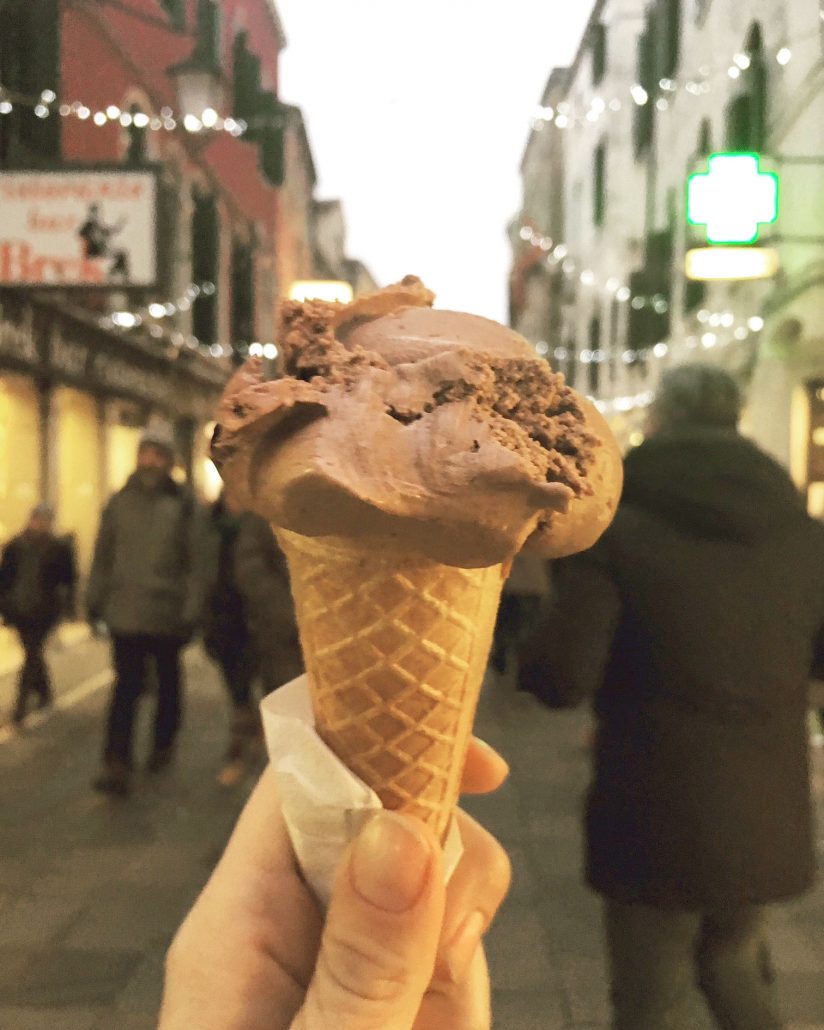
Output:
[687, 153, 779, 244]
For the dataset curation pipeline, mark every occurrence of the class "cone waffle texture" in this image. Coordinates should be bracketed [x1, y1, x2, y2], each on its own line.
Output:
[276, 528, 505, 840]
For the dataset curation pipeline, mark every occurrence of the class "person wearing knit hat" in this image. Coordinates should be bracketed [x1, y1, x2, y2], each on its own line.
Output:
[88, 421, 208, 796]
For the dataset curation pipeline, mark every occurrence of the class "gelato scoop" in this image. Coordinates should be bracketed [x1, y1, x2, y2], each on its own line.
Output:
[212, 277, 621, 568]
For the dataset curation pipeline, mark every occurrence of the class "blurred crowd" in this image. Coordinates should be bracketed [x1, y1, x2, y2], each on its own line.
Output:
[2, 364, 824, 1028]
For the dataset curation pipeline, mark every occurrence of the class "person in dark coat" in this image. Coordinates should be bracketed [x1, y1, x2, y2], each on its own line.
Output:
[0, 504, 76, 725]
[233, 512, 303, 697]
[519, 364, 824, 1030]
[87, 425, 208, 796]
[202, 493, 261, 782]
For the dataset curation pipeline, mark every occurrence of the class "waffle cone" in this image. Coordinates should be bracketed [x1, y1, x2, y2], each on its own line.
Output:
[275, 528, 505, 840]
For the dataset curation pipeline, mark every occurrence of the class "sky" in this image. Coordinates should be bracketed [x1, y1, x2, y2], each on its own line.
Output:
[274, 1, 593, 323]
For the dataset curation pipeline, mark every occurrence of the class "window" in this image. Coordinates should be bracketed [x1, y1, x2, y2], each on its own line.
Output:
[725, 23, 767, 151]
[0, 0, 60, 165]
[588, 317, 601, 395]
[593, 142, 607, 227]
[194, 0, 221, 67]
[566, 338, 578, 388]
[191, 191, 219, 345]
[633, 29, 655, 158]
[609, 296, 622, 380]
[592, 23, 607, 86]
[125, 105, 147, 165]
[159, 0, 186, 30]
[231, 238, 255, 345]
[655, 0, 682, 81]
[257, 92, 285, 186]
[232, 32, 285, 185]
[697, 118, 713, 157]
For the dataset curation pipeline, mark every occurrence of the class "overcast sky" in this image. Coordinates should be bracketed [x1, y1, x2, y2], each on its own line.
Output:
[275, 2, 593, 323]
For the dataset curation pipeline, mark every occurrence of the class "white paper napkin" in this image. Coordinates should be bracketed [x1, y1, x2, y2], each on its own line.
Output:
[261, 674, 463, 907]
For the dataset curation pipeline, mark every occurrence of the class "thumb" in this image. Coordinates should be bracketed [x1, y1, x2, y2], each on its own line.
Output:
[293, 811, 445, 1030]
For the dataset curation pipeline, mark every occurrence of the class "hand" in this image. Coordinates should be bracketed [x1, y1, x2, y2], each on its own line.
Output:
[159, 738, 511, 1030]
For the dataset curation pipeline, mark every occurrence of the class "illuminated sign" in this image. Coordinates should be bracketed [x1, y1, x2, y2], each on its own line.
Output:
[289, 280, 354, 304]
[687, 153, 779, 244]
[685, 246, 780, 280]
[0, 168, 158, 287]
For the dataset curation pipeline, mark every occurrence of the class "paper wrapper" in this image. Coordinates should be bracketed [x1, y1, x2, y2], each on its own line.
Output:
[261, 675, 463, 908]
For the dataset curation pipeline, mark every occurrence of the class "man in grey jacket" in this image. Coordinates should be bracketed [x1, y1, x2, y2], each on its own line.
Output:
[88, 425, 207, 796]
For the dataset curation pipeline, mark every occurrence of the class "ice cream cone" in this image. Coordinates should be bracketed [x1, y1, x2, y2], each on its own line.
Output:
[276, 527, 505, 841]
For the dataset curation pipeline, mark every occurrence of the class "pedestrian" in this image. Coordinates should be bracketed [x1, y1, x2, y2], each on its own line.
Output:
[159, 738, 511, 1030]
[202, 492, 261, 785]
[87, 424, 207, 796]
[233, 511, 303, 698]
[489, 552, 549, 675]
[519, 363, 824, 1030]
[0, 504, 76, 725]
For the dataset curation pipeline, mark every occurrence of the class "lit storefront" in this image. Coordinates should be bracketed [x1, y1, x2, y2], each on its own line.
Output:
[0, 292, 224, 576]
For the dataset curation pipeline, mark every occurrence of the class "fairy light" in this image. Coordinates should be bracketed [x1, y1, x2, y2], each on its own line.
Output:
[776, 47, 792, 65]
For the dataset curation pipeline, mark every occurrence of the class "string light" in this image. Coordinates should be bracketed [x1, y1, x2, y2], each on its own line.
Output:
[0, 83, 253, 138]
[525, 29, 814, 135]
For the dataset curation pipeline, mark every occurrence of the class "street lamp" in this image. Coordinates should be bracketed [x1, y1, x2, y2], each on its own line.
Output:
[168, 55, 224, 131]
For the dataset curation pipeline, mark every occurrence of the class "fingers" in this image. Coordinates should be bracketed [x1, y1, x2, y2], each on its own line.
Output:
[432, 809, 511, 986]
[460, 737, 509, 795]
[292, 811, 446, 1030]
[416, 946, 492, 1030]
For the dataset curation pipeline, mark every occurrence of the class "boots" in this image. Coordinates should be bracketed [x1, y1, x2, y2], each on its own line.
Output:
[92, 756, 131, 797]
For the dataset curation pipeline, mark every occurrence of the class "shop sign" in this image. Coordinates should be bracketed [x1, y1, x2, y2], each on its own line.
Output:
[0, 168, 158, 288]
[90, 352, 173, 405]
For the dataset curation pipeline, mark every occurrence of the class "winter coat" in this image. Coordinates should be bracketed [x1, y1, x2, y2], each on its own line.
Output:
[202, 498, 249, 662]
[0, 531, 76, 629]
[233, 513, 303, 691]
[520, 428, 824, 909]
[86, 473, 207, 638]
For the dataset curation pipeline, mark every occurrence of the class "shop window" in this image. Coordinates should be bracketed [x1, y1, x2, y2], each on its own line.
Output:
[125, 104, 147, 165]
[633, 28, 655, 158]
[588, 317, 602, 396]
[593, 142, 607, 227]
[0, 0, 60, 165]
[724, 23, 767, 151]
[592, 23, 608, 86]
[191, 191, 219, 345]
[231, 238, 255, 345]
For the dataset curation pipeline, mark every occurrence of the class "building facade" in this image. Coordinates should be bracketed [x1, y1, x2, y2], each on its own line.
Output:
[511, 0, 824, 507]
[0, 0, 305, 571]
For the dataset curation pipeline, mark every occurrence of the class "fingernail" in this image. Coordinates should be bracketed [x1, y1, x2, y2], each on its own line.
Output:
[351, 812, 433, 913]
[443, 910, 486, 983]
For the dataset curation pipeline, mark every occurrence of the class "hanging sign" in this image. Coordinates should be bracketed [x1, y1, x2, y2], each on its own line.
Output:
[0, 167, 158, 288]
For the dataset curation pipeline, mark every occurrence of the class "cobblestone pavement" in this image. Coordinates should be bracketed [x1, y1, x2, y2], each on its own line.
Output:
[0, 641, 822, 1029]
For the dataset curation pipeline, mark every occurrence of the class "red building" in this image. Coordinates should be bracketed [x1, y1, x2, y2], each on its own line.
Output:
[0, 0, 291, 570]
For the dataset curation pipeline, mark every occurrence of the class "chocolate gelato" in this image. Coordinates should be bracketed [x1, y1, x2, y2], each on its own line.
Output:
[212, 277, 621, 567]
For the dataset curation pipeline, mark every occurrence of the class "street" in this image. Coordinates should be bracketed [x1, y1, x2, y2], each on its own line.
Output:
[1, 640, 823, 1030]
